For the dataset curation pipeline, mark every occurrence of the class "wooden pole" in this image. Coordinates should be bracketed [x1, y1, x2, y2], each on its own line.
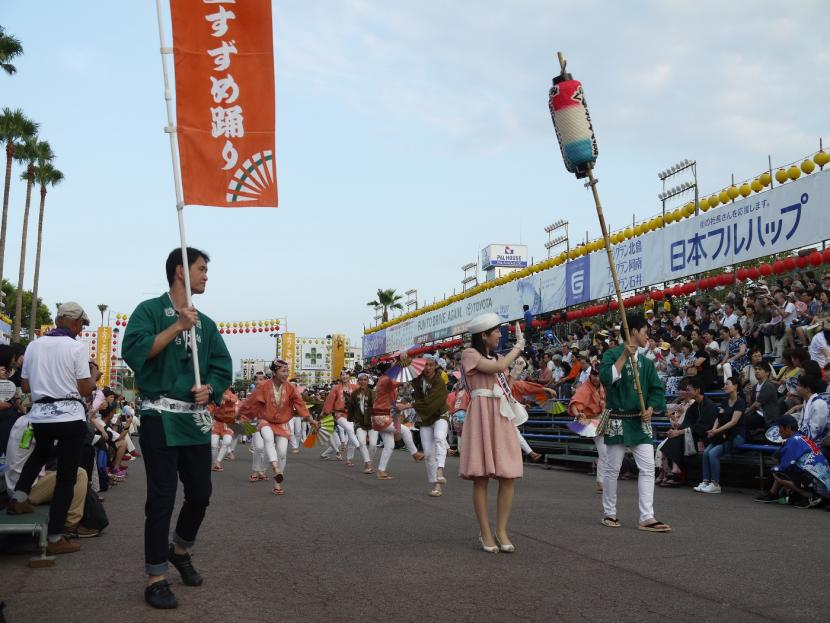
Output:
[586, 167, 646, 413]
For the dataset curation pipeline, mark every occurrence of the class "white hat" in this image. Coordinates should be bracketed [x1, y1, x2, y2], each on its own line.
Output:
[56, 301, 90, 325]
[466, 312, 502, 334]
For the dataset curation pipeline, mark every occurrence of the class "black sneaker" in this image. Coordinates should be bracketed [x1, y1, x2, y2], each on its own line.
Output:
[168, 543, 203, 586]
[793, 496, 822, 509]
[144, 579, 178, 609]
[754, 493, 783, 503]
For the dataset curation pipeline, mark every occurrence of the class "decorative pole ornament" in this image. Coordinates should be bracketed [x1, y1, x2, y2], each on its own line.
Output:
[548, 52, 598, 179]
[548, 51, 645, 413]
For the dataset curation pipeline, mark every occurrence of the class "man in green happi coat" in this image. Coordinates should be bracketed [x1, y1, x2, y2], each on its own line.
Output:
[123, 247, 232, 610]
[598, 311, 671, 533]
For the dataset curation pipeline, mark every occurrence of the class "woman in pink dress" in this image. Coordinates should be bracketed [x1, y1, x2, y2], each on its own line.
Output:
[460, 312, 526, 553]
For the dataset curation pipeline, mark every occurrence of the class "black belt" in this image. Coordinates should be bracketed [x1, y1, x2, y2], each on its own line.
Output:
[35, 396, 87, 410]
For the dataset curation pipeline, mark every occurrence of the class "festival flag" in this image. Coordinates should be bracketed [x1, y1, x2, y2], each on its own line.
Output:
[170, 0, 277, 207]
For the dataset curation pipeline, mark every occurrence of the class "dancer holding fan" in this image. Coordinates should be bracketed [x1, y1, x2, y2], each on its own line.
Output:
[238, 359, 317, 495]
[348, 372, 376, 474]
[209, 388, 238, 472]
[373, 359, 424, 480]
[459, 313, 526, 553]
[323, 371, 362, 467]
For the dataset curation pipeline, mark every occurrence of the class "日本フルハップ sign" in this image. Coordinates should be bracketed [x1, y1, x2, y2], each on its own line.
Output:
[170, 0, 277, 208]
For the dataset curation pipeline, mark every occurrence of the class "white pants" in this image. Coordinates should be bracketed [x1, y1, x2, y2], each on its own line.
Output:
[289, 416, 305, 449]
[126, 435, 136, 454]
[251, 432, 265, 473]
[517, 429, 533, 455]
[354, 427, 372, 464]
[336, 418, 360, 460]
[211, 433, 233, 465]
[602, 443, 655, 523]
[377, 424, 418, 471]
[420, 419, 449, 484]
[229, 434, 240, 453]
[260, 427, 288, 473]
[594, 436, 608, 484]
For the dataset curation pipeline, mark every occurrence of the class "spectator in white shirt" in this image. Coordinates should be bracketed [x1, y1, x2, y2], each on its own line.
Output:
[6, 302, 97, 555]
[721, 303, 739, 330]
[808, 322, 830, 368]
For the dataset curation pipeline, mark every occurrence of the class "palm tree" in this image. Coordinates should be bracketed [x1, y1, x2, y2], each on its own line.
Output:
[366, 288, 404, 322]
[12, 137, 52, 341]
[0, 108, 38, 287]
[0, 27, 23, 75]
[27, 163, 63, 339]
[97, 304, 108, 327]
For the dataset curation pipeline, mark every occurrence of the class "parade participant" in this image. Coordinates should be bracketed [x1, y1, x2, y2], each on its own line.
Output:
[459, 313, 526, 553]
[568, 364, 607, 493]
[507, 376, 551, 463]
[372, 360, 424, 480]
[208, 388, 238, 472]
[6, 303, 96, 556]
[348, 372, 376, 473]
[122, 248, 233, 609]
[238, 359, 317, 495]
[598, 311, 670, 532]
[411, 355, 450, 496]
[323, 371, 361, 466]
[450, 386, 470, 454]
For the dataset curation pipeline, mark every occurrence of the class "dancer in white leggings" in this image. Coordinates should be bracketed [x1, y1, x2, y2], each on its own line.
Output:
[209, 389, 239, 472]
[248, 431, 267, 482]
[568, 364, 607, 493]
[410, 355, 450, 496]
[239, 359, 317, 495]
[289, 416, 304, 453]
[323, 372, 362, 466]
[348, 373, 375, 473]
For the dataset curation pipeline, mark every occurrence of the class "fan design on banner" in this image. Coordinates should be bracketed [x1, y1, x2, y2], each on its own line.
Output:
[226, 150, 276, 203]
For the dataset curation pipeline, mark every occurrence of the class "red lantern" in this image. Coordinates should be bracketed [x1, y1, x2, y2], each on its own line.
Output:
[824, 247, 830, 263]
[720, 273, 734, 286]
[232, 329, 238, 334]
[737, 268, 748, 281]
[610, 300, 619, 310]
[809, 252, 823, 267]
[759, 263, 773, 276]
[784, 257, 797, 271]
[747, 267, 760, 279]
[773, 260, 786, 274]
[650, 290, 664, 301]
[796, 255, 809, 269]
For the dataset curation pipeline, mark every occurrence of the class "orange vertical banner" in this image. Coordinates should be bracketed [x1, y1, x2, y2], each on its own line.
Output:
[170, 0, 277, 207]
[96, 327, 113, 388]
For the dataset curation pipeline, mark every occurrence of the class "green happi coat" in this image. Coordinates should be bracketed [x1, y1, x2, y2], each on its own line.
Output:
[122, 293, 233, 446]
[599, 345, 666, 446]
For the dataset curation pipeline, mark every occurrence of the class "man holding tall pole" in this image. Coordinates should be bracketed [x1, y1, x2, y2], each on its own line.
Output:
[598, 311, 670, 532]
[123, 248, 232, 609]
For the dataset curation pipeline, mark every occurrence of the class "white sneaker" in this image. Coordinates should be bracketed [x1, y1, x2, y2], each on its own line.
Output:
[702, 483, 721, 494]
[693, 481, 710, 492]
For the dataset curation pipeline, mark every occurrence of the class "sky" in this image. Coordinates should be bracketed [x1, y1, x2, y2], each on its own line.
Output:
[2, 0, 828, 371]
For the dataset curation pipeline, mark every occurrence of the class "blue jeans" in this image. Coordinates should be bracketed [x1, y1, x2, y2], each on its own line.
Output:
[701, 435, 744, 483]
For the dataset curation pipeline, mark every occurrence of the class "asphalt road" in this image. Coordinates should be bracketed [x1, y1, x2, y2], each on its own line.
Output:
[1, 441, 827, 623]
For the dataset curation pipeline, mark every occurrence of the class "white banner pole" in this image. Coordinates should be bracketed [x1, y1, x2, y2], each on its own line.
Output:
[154, 0, 201, 387]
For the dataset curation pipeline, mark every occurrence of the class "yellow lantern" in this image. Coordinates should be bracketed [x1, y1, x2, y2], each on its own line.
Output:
[232, 322, 238, 327]
[683, 202, 695, 217]
[775, 168, 788, 184]
[623, 227, 633, 240]
[655, 215, 665, 228]
[672, 208, 683, 222]
[635, 224, 645, 236]
[759, 172, 771, 187]
[727, 185, 739, 201]
[787, 165, 801, 181]
[750, 179, 763, 193]
[801, 158, 815, 175]
[699, 197, 709, 212]
[739, 183, 751, 197]
[719, 190, 730, 205]
[815, 151, 830, 169]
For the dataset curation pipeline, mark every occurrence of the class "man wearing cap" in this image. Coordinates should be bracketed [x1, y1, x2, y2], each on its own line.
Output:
[6, 302, 97, 554]
[598, 311, 670, 532]
[122, 247, 232, 610]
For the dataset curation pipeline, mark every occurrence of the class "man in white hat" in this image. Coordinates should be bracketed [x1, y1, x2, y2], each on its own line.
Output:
[6, 302, 97, 555]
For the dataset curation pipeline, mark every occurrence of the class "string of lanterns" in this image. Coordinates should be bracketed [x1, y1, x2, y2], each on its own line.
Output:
[366, 145, 830, 335]
[217, 319, 281, 335]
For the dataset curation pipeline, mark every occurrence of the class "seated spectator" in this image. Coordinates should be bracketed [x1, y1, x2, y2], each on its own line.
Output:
[722, 324, 749, 378]
[4, 413, 99, 537]
[796, 374, 829, 446]
[757, 415, 830, 508]
[744, 361, 780, 435]
[660, 377, 717, 486]
[808, 320, 830, 368]
[694, 377, 746, 494]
